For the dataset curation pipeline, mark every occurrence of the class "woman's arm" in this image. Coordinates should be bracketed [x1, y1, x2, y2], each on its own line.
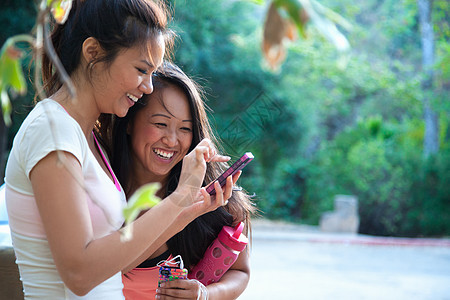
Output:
[122, 174, 241, 274]
[204, 247, 250, 299]
[156, 247, 250, 300]
[30, 140, 226, 296]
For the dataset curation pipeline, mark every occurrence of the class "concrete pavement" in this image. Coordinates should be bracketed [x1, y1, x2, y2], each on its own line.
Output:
[239, 219, 450, 300]
[2, 200, 450, 300]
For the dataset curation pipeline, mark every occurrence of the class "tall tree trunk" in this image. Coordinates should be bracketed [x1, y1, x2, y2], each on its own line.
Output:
[417, 0, 439, 156]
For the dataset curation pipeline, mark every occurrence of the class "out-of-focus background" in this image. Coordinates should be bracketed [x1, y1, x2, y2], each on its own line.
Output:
[2, 0, 449, 238]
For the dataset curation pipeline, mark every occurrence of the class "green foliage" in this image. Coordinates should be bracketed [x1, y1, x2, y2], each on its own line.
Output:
[346, 139, 410, 236]
[0, 0, 36, 126]
[0, 0, 36, 46]
[0, 0, 36, 184]
[0, 36, 33, 126]
[121, 183, 161, 241]
[167, 0, 450, 236]
[170, 0, 268, 110]
[2, 0, 449, 236]
[305, 116, 450, 236]
[123, 183, 161, 223]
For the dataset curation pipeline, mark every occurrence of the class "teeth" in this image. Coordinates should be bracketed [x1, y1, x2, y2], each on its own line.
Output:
[154, 149, 174, 159]
[127, 93, 139, 102]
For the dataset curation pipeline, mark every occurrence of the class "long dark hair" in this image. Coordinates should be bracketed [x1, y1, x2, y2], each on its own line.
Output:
[110, 62, 255, 269]
[41, 0, 174, 97]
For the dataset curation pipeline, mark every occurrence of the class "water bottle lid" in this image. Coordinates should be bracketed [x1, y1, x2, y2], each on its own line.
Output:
[218, 222, 248, 252]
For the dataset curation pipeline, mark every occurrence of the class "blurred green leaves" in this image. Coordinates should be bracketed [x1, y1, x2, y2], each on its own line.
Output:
[0, 36, 32, 126]
[48, 0, 73, 24]
[1, 0, 448, 237]
[0, 0, 72, 127]
[259, 0, 351, 69]
[121, 183, 161, 241]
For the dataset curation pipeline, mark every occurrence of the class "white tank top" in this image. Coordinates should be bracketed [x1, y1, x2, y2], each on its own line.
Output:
[5, 99, 126, 299]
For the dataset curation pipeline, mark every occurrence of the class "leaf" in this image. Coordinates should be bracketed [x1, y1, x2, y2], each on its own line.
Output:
[262, 0, 351, 70]
[262, 2, 296, 70]
[49, 0, 73, 24]
[123, 182, 162, 223]
[263, 0, 311, 70]
[0, 45, 26, 94]
[275, 0, 309, 38]
[0, 39, 27, 126]
[121, 182, 162, 241]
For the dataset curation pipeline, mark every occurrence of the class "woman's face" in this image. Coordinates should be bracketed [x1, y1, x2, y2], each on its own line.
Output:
[129, 84, 194, 181]
[93, 35, 165, 117]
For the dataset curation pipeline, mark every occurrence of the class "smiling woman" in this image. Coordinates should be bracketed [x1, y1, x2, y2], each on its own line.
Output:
[127, 82, 194, 189]
[108, 62, 255, 300]
[3, 0, 234, 299]
[86, 38, 165, 117]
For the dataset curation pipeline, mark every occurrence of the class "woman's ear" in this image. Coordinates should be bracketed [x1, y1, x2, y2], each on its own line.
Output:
[81, 37, 104, 64]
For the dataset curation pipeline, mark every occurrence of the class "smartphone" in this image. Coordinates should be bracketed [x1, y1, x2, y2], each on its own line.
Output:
[158, 266, 188, 287]
[206, 152, 254, 195]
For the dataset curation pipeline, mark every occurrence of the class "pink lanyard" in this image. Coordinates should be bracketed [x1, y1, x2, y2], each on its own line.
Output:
[92, 132, 122, 192]
[57, 101, 121, 192]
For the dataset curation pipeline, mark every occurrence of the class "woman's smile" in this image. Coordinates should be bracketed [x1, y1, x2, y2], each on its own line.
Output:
[126, 93, 140, 107]
[153, 148, 176, 161]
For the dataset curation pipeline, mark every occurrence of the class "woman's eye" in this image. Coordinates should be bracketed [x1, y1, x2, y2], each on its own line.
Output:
[154, 123, 166, 127]
[181, 127, 192, 132]
[137, 68, 148, 75]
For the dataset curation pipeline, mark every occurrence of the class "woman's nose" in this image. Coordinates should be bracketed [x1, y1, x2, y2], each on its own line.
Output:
[162, 131, 177, 147]
[140, 76, 153, 94]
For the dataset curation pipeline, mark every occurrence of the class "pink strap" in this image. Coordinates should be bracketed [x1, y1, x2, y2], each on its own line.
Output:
[92, 132, 121, 192]
[56, 102, 121, 192]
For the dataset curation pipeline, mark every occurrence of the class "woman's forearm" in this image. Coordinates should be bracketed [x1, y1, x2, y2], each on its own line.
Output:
[121, 209, 189, 274]
[206, 269, 250, 300]
[205, 248, 251, 299]
[55, 194, 185, 295]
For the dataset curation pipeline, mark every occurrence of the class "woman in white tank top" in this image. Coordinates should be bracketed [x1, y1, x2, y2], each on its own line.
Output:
[4, 1, 235, 298]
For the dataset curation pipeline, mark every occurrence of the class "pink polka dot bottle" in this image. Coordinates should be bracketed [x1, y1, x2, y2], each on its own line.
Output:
[188, 222, 248, 286]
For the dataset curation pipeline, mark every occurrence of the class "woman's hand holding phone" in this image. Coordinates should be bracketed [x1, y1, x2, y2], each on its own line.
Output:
[173, 139, 245, 224]
[206, 152, 253, 195]
[176, 171, 241, 228]
[173, 138, 230, 207]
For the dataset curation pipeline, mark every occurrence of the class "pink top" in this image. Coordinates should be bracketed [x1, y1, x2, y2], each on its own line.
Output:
[122, 255, 176, 300]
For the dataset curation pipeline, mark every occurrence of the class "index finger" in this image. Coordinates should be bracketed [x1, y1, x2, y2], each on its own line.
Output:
[208, 154, 231, 163]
